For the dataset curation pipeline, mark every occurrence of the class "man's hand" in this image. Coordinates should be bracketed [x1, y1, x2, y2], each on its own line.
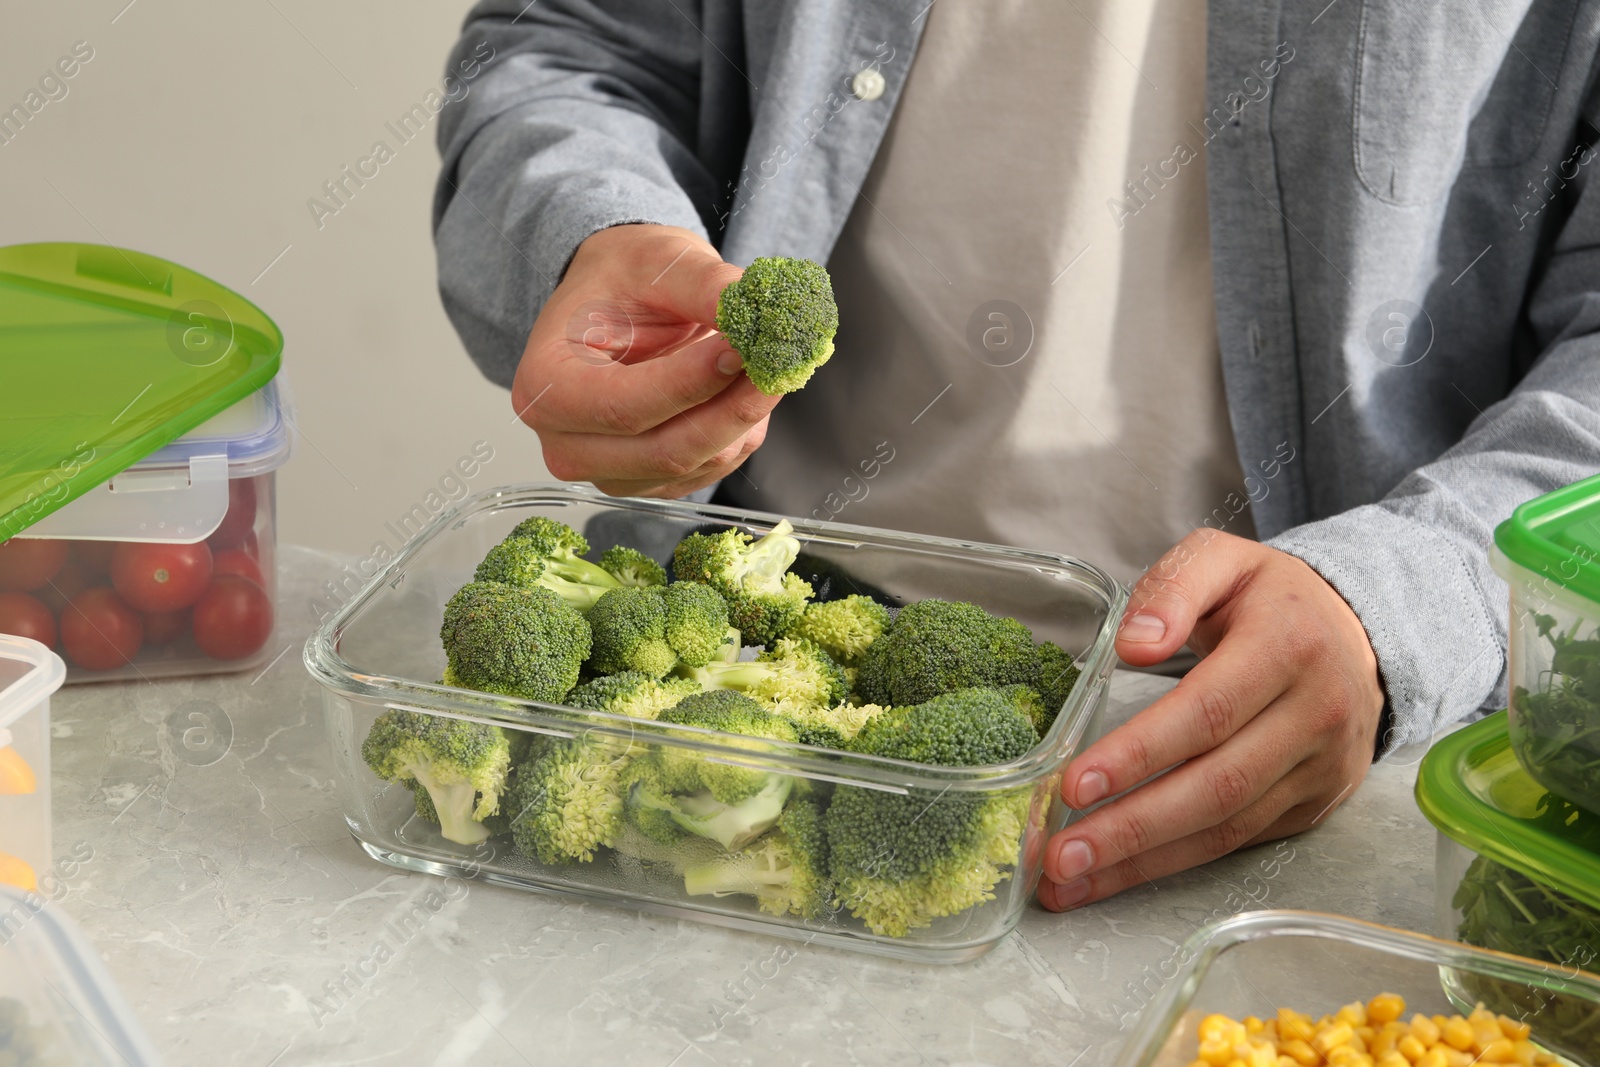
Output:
[1037, 530, 1385, 911]
[511, 224, 778, 498]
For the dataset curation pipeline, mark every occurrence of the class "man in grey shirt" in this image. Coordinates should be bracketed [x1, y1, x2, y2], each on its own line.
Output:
[433, 0, 1600, 911]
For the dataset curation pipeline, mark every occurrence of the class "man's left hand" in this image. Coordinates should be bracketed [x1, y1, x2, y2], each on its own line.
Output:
[1037, 530, 1386, 911]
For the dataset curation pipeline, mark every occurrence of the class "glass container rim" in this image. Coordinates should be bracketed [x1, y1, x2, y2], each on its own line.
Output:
[302, 482, 1128, 791]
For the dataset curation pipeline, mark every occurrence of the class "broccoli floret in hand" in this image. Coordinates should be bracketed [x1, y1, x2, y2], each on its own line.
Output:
[716, 256, 839, 396]
[600, 545, 667, 588]
[475, 516, 621, 611]
[441, 581, 591, 702]
[828, 687, 1039, 936]
[786, 594, 891, 667]
[683, 798, 832, 919]
[673, 520, 814, 644]
[362, 709, 512, 845]
[856, 599, 1040, 707]
[676, 636, 848, 715]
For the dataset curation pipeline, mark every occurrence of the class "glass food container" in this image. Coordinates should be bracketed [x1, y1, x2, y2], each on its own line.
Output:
[0, 885, 164, 1066]
[0, 242, 286, 681]
[305, 484, 1126, 962]
[1417, 709, 1600, 1061]
[1112, 910, 1600, 1067]
[0, 636, 64, 894]
[1492, 472, 1600, 814]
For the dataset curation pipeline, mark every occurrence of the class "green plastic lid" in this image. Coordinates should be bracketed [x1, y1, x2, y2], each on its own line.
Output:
[1416, 710, 1600, 911]
[1493, 472, 1600, 607]
[0, 242, 282, 542]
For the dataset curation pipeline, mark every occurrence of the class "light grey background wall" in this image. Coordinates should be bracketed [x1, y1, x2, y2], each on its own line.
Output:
[2, 1, 553, 554]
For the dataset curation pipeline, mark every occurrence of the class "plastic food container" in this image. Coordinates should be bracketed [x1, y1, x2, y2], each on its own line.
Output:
[0, 636, 63, 893]
[1417, 709, 1600, 1060]
[305, 484, 1125, 962]
[1112, 910, 1600, 1067]
[1491, 472, 1600, 814]
[0, 885, 164, 1065]
[0, 242, 286, 681]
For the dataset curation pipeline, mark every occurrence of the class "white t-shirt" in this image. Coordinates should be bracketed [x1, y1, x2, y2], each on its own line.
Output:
[737, 0, 1253, 587]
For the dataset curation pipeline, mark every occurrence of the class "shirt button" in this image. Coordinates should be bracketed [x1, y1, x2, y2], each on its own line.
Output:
[851, 67, 886, 101]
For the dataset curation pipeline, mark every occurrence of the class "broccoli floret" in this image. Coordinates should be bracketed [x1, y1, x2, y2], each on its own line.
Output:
[785, 594, 891, 667]
[475, 516, 621, 611]
[441, 581, 591, 702]
[362, 709, 512, 845]
[676, 636, 848, 715]
[600, 545, 667, 588]
[621, 690, 799, 849]
[505, 731, 636, 863]
[715, 256, 839, 396]
[856, 599, 1040, 707]
[781, 701, 890, 751]
[827, 687, 1039, 936]
[1035, 641, 1081, 735]
[661, 581, 734, 667]
[673, 520, 814, 644]
[682, 798, 832, 919]
[587, 587, 678, 677]
[566, 671, 701, 721]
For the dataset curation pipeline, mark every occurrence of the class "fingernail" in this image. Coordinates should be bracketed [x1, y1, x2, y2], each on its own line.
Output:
[1052, 837, 1094, 882]
[1119, 613, 1166, 643]
[716, 349, 743, 376]
[1076, 769, 1110, 807]
[1053, 878, 1092, 909]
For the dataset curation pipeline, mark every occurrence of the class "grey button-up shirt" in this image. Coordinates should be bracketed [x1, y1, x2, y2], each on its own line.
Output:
[432, 0, 1600, 753]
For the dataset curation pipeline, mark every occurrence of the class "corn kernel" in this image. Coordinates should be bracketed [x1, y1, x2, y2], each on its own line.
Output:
[1279, 1010, 1317, 1044]
[1442, 1051, 1476, 1067]
[1497, 1016, 1530, 1041]
[1441, 1016, 1474, 1052]
[1337, 1002, 1369, 1027]
[1279, 1039, 1320, 1066]
[1199, 1038, 1234, 1066]
[1377, 1054, 1410, 1067]
[1409, 1016, 1441, 1046]
[1201, 1016, 1239, 1042]
[1244, 1016, 1265, 1035]
[1473, 1022, 1504, 1052]
[1476, 1039, 1518, 1064]
[1416, 1050, 1449, 1067]
[1327, 1048, 1365, 1066]
[1314, 1023, 1355, 1056]
[1396, 1034, 1427, 1063]
[1367, 994, 1406, 1025]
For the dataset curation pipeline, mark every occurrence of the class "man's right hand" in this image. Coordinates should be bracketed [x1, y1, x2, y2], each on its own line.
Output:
[511, 224, 778, 498]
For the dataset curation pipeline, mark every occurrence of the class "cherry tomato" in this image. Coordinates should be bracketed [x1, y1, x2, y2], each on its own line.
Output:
[0, 539, 68, 592]
[0, 592, 57, 649]
[70, 540, 116, 576]
[142, 608, 190, 647]
[211, 548, 265, 588]
[192, 575, 273, 660]
[111, 542, 213, 613]
[35, 558, 94, 616]
[207, 478, 258, 550]
[60, 588, 144, 671]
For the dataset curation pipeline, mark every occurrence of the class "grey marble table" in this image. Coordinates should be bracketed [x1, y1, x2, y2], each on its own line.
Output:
[44, 546, 1440, 1067]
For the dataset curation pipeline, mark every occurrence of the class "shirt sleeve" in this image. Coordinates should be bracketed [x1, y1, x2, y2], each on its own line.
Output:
[433, 0, 721, 388]
[1267, 116, 1600, 757]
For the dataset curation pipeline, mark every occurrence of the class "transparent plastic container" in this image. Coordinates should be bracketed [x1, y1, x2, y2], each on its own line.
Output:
[0, 381, 289, 682]
[0, 636, 63, 894]
[1491, 472, 1600, 814]
[304, 483, 1125, 962]
[1113, 911, 1600, 1067]
[1417, 710, 1600, 1060]
[0, 885, 163, 1065]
